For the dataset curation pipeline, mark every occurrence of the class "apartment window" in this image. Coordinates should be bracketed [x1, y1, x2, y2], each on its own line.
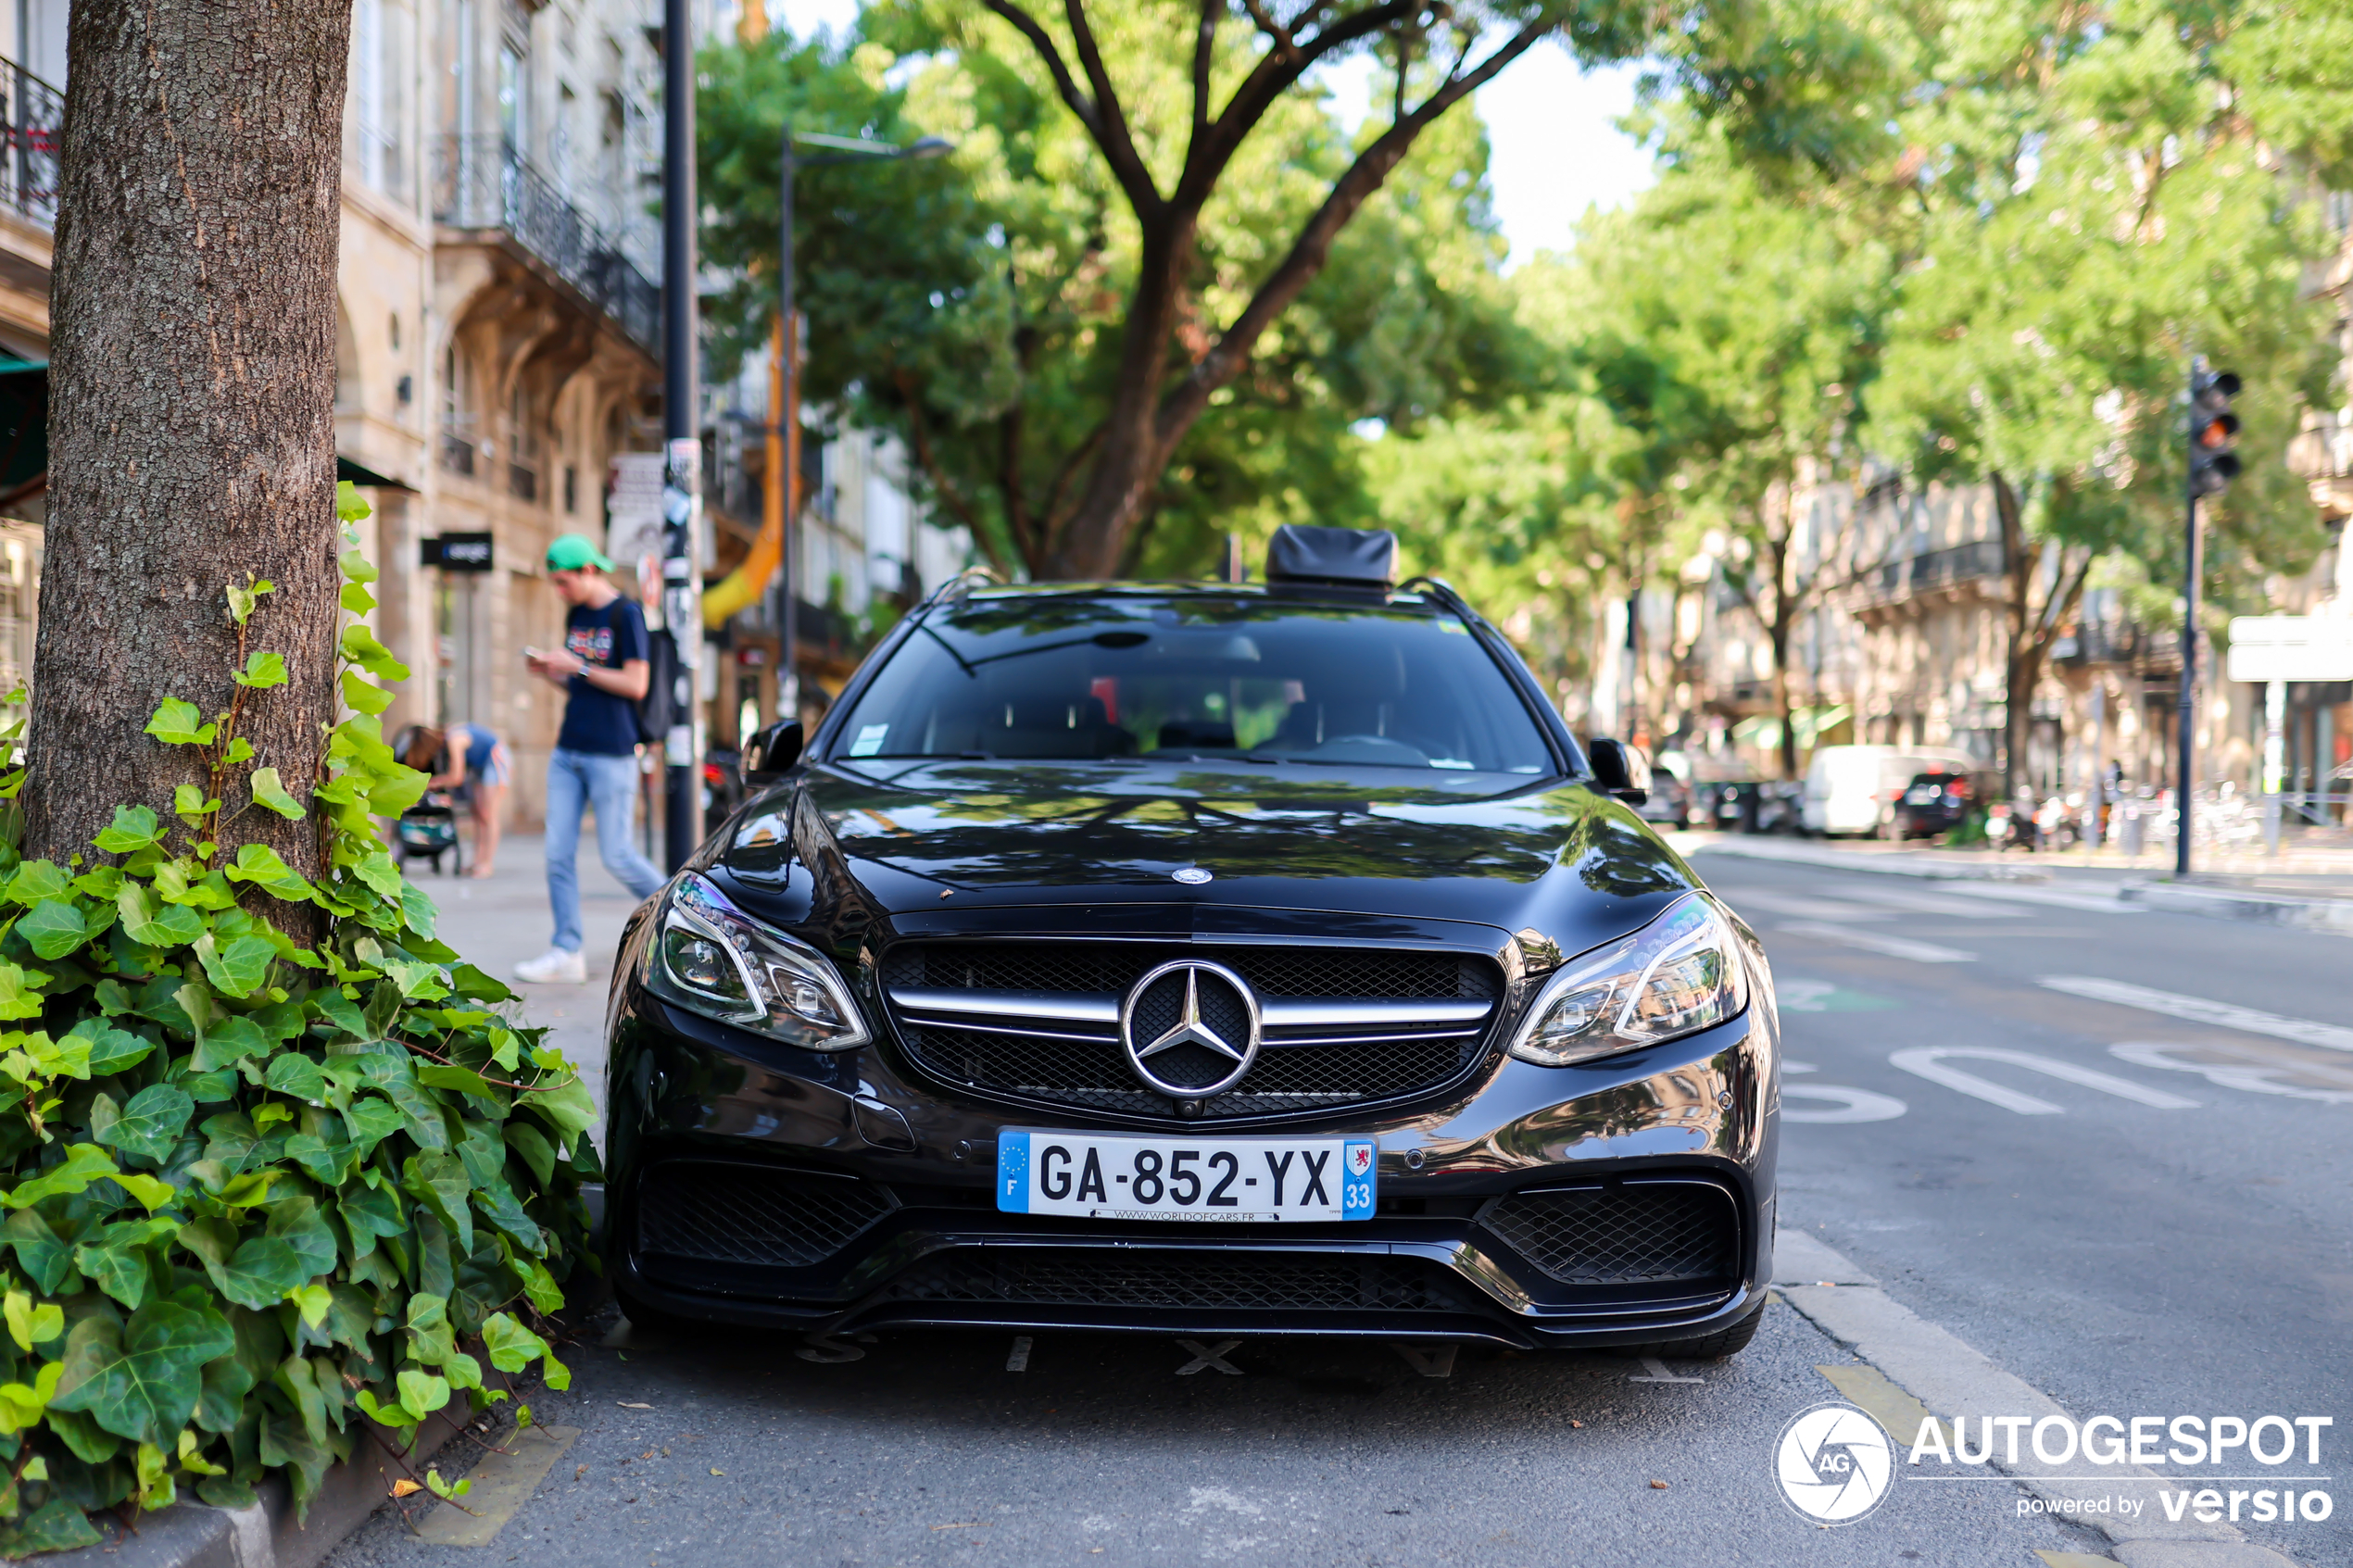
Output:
[346, 0, 413, 203]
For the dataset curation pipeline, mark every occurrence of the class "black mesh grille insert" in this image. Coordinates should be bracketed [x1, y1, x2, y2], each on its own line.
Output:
[902, 1027, 1474, 1118]
[1478, 1184, 1738, 1286]
[882, 944, 1497, 1001]
[636, 1162, 897, 1268]
[879, 1250, 1472, 1312]
[885, 941, 1501, 1120]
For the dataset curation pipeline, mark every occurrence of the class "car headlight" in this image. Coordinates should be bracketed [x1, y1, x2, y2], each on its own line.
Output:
[644, 872, 871, 1051]
[1507, 893, 1748, 1066]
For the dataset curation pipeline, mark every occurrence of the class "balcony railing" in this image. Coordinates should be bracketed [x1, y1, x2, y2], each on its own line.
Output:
[0, 57, 61, 230]
[1851, 538, 2006, 609]
[431, 135, 660, 360]
[2288, 416, 2353, 481]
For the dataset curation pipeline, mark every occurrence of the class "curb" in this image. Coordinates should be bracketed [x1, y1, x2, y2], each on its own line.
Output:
[2118, 880, 2353, 937]
[49, 1408, 468, 1568]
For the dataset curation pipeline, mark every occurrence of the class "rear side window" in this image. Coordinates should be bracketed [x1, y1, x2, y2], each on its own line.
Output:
[834, 595, 1555, 774]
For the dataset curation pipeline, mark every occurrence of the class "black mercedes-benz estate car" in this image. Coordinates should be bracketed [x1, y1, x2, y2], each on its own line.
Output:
[600, 525, 1780, 1357]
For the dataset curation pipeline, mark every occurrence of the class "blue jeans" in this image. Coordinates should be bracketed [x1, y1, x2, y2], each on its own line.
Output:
[544, 747, 666, 953]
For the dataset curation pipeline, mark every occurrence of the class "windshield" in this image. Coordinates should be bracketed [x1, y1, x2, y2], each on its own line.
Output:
[831, 594, 1558, 774]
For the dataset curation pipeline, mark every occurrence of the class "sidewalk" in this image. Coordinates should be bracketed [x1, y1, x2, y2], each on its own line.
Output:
[408, 830, 654, 1133]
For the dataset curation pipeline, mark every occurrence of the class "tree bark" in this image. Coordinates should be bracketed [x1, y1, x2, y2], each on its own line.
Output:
[24, 0, 353, 916]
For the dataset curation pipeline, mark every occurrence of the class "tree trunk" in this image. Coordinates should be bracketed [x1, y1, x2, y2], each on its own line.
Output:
[1993, 470, 2033, 799]
[1768, 535, 1799, 781]
[24, 0, 353, 920]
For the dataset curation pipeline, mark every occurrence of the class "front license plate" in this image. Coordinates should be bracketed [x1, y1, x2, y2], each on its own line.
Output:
[996, 1131, 1375, 1223]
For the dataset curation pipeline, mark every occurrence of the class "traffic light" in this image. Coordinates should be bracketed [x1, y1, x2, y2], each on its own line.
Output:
[2189, 369, 2242, 495]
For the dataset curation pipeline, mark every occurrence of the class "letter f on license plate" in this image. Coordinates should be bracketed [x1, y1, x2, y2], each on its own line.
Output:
[998, 1132, 1377, 1222]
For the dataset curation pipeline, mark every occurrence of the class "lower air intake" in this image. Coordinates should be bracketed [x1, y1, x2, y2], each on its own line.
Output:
[636, 1161, 897, 1268]
[880, 1250, 1472, 1313]
[1478, 1182, 1739, 1286]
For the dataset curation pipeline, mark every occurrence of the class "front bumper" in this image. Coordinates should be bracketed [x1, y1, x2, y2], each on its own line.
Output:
[602, 982, 1780, 1350]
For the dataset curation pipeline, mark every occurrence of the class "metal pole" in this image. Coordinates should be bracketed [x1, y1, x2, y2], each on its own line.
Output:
[661, 0, 701, 871]
[2262, 679, 2284, 858]
[2174, 355, 2201, 879]
[779, 128, 799, 723]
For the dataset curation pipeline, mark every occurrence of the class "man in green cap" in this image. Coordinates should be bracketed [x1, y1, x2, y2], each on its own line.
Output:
[516, 533, 666, 984]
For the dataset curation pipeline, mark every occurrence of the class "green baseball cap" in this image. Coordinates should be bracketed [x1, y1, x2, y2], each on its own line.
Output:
[545, 533, 615, 572]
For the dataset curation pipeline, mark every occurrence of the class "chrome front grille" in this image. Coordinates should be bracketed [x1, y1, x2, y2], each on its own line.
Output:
[881, 942, 1502, 1119]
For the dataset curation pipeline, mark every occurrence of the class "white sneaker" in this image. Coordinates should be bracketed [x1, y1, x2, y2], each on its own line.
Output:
[514, 947, 587, 984]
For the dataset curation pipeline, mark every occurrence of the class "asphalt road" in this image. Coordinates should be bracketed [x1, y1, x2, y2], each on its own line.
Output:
[330, 846, 2351, 1568]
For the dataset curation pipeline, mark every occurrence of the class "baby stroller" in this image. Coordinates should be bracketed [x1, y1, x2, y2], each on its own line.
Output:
[396, 791, 464, 876]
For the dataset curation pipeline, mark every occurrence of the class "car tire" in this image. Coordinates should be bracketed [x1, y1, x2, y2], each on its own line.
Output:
[1617, 1302, 1767, 1362]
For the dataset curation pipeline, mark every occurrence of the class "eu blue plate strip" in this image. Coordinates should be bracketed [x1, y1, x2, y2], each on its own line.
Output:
[996, 1131, 1030, 1212]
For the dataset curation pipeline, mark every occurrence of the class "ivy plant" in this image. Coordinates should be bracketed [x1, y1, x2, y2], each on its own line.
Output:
[0, 483, 597, 1553]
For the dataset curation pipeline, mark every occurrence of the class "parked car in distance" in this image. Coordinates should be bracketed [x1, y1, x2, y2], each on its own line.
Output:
[1801, 744, 1976, 837]
[1891, 769, 1982, 840]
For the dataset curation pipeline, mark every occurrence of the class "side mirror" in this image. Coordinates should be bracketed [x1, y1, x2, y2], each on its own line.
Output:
[1588, 738, 1651, 807]
[741, 720, 805, 785]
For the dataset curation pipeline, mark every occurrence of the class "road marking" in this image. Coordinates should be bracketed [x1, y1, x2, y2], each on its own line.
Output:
[1723, 890, 1881, 920]
[1832, 885, 2030, 919]
[1778, 922, 1976, 963]
[1392, 1343, 1457, 1378]
[1888, 1047, 2200, 1115]
[2108, 1040, 2353, 1105]
[1175, 1337, 1243, 1376]
[1781, 1085, 1910, 1123]
[1817, 1363, 1944, 1447]
[2040, 974, 2353, 1053]
[1779, 977, 1899, 1012]
[1949, 883, 2141, 914]
[1629, 1357, 1703, 1384]
[1005, 1336, 1033, 1373]
[413, 1424, 581, 1547]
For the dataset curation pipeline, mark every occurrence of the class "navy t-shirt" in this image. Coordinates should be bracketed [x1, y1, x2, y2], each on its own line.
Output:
[556, 596, 649, 756]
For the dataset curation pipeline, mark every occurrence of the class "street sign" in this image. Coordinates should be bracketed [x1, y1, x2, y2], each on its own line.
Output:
[2225, 617, 2353, 684]
[422, 532, 494, 572]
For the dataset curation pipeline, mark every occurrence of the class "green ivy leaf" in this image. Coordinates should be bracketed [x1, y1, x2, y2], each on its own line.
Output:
[118, 884, 205, 948]
[0, 1498, 104, 1555]
[352, 851, 402, 904]
[223, 845, 314, 902]
[233, 651, 287, 690]
[53, 1301, 234, 1448]
[69, 1018, 157, 1076]
[522, 1073, 598, 1150]
[338, 669, 395, 718]
[224, 578, 273, 626]
[107, 1173, 179, 1212]
[5, 1144, 120, 1209]
[395, 1368, 450, 1421]
[193, 933, 278, 999]
[144, 698, 219, 747]
[181, 1220, 310, 1311]
[154, 861, 238, 909]
[262, 1053, 328, 1102]
[17, 898, 90, 960]
[339, 581, 377, 614]
[0, 963, 47, 1021]
[264, 1197, 338, 1282]
[246, 768, 307, 821]
[415, 1062, 492, 1098]
[339, 625, 409, 681]
[224, 736, 256, 765]
[403, 1153, 473, 1257]
[189, 1013, 270, 1073]
[3, 1291, 60, 1351]
[72, 1236, 152, 1311]
[4, 859, 68, 905]
[172, 784, 220, 822]
[2, 1210, 72, 1294]
[450, 963, 517, 1004]
[100, 1083, 195, 1166]
[340, 1097, 405, 1155]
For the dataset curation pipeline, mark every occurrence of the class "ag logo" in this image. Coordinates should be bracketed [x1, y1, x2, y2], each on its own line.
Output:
[1774, 1402, 1894, 1524]
[1347, 1144, 1373, 1178]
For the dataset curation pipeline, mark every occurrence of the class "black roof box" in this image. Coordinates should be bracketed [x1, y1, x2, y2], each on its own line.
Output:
[1265, 524, 1396, 589]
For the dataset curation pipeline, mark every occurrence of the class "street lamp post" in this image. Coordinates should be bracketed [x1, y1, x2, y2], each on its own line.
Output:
[769, 129, 950, 722]
[660, 0, 701, 872]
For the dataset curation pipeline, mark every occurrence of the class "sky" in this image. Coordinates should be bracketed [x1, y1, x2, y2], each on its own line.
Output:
[770, 3, 1655, 269]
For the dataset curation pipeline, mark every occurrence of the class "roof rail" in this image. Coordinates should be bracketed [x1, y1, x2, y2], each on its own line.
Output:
[919, 564, 1003, 611]
[1397, 574, 1477, 623]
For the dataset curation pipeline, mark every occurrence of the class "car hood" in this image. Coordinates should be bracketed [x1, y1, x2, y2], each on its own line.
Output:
[713, 758, 1703, 961]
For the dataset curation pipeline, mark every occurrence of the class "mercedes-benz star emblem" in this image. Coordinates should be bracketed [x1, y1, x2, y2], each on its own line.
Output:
[1120, 960, 1261, 1098]
[1172, 867, 1213, 884]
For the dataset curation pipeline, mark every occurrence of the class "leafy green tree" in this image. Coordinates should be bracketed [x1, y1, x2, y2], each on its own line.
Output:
[1871, 0, 2337, 793]
[698, 11, 1541, 581]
